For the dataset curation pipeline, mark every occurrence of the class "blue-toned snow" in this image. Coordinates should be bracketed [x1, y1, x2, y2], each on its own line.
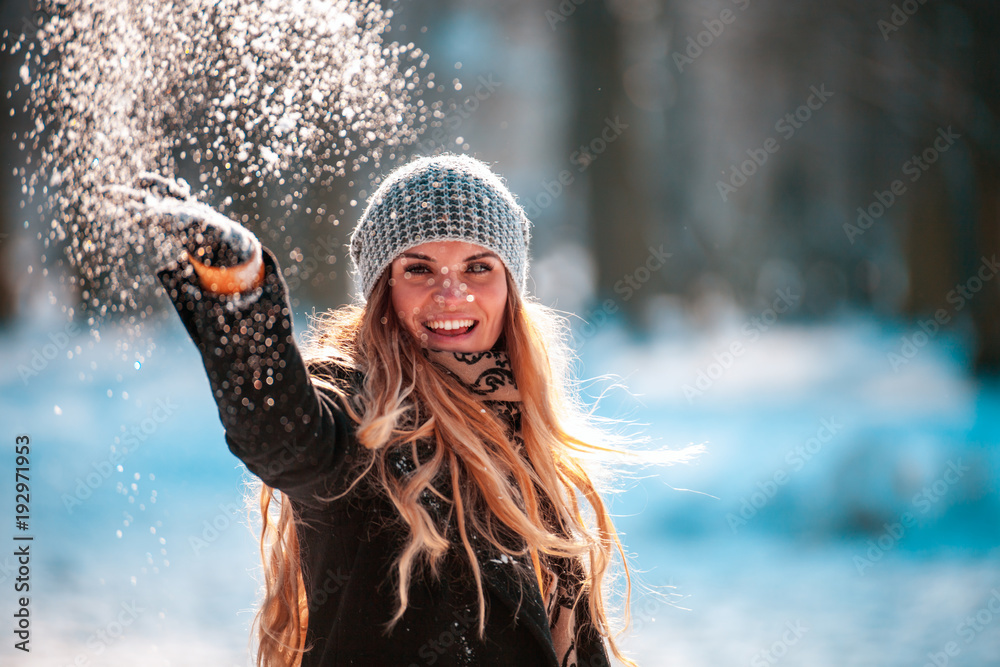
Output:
[1, 305, 998, 666]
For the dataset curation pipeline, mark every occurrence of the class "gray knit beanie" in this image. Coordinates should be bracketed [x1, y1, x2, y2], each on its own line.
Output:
[349, 154, 531, 299]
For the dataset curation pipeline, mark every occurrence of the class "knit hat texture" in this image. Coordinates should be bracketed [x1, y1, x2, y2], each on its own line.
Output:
[350, 154, 531, 299]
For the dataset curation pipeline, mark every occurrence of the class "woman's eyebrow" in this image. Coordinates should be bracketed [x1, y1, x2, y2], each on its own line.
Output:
[464, 251, 498, 262]
[399, 252, 435, 261]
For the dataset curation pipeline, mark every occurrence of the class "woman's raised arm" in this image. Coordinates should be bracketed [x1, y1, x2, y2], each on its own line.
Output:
[119, 173, 355, 505]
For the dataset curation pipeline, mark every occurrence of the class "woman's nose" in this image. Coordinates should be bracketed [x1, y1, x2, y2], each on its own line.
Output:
[432, 270, 468, 304]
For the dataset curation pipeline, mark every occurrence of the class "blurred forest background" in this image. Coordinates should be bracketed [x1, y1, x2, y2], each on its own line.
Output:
[2, 0, 1000, 665]
[1, 0, 999, 368]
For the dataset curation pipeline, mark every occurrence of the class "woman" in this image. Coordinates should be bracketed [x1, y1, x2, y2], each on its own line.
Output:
[132, 155, 634, 666]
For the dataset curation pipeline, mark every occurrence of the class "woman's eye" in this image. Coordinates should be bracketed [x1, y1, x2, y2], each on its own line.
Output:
[403, 263, 431, 275]
[466, 262, 493, 274]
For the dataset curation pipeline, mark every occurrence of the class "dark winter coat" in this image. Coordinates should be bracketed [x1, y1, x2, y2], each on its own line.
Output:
[158, 249, 611, 667]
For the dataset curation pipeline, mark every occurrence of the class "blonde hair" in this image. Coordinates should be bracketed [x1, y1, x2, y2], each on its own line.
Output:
[251, 269, 638, 666]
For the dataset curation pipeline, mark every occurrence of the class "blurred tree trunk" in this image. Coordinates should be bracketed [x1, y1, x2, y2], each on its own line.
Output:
[0, 103, 16, 323]
[971, 157, 1000, 373]
[901, 150, 956, 316]
[0, 3, 32, 325]
[890, 0, 1000, 375]
[965, 1, 1000, 374]
[565, 0, 651, 318]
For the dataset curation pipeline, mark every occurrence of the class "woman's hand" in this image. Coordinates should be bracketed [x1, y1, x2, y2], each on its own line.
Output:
[108, 173, 265, 295]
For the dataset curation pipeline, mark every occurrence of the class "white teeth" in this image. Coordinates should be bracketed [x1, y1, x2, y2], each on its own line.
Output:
[425, 319, 475, 331]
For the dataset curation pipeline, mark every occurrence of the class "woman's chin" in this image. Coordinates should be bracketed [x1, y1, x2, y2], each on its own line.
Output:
[422, 336, 482, 353]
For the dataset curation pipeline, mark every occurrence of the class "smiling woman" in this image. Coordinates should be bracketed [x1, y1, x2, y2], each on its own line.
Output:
[140, 154, 637, 667]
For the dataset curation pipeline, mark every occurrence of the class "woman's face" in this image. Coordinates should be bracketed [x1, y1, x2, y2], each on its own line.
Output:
[389, 240, 508, 352]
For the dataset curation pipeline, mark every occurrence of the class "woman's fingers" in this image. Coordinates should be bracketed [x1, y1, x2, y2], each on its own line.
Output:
[97, 184, 169, 225]
[134, 172, 192, 200]
[98, 183, 145, 199]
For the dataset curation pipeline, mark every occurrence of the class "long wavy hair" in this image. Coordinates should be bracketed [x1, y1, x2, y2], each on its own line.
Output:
[250, 267, 641, 667]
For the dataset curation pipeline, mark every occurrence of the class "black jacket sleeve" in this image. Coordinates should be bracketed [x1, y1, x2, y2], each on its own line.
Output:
[157, 247, 356, 506]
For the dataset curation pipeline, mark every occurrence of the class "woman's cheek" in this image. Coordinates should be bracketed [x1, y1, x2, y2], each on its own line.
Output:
[390, 283, 414, 329]
[484, 281, 508, 316]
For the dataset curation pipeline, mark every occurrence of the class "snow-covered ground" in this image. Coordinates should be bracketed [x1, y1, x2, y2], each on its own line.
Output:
[1, 308, 997, 666]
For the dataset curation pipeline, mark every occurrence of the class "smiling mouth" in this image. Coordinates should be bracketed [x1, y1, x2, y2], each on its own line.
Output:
[423, 318, 478, 336]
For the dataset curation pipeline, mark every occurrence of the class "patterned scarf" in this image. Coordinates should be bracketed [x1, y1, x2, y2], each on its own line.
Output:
[425, 348, 580, 667]
[424, 348, 520, 402]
